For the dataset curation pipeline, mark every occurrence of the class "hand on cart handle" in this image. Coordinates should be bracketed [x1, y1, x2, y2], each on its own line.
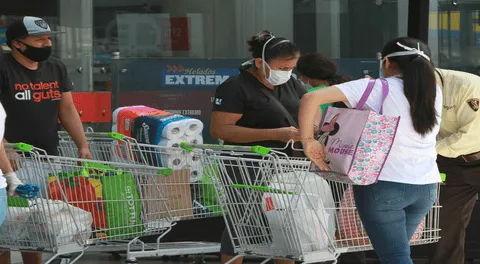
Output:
[4, 171, 22, 197]
[4, 172, 40, 198]
[78, 146, 93, 160]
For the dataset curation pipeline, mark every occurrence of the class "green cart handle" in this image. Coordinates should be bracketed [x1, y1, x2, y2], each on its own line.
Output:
[180, 142, 271, 156]
[59, 131, 127, 141]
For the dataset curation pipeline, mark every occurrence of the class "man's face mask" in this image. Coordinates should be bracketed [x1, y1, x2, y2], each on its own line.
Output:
[16, 41, 52, 62]
[262, 36, 292, 86]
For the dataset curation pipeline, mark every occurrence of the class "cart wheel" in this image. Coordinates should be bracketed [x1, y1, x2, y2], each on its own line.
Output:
[125, 258, 138, 264]
[193, 255, 206, 264]
[111, 252, 122, 260]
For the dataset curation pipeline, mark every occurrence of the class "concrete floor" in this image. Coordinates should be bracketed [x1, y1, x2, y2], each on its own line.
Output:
[10, 252, 480, 264]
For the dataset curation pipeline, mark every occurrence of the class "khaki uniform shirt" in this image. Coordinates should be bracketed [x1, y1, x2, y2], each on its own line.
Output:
[435, 68, 480, 158]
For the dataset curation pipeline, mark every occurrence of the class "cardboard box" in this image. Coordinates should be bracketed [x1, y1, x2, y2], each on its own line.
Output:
[144, 169, 193, 222]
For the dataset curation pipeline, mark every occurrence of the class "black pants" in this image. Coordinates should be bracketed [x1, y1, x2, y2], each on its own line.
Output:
[429, 155, 480, 264]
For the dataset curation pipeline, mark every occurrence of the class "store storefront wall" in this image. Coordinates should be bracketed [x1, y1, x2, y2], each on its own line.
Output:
[3, 0, 480, 259]
[1, 0, 410, 141]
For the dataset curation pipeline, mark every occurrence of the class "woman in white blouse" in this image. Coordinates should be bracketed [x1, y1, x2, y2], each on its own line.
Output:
[298, 37, 442, 264]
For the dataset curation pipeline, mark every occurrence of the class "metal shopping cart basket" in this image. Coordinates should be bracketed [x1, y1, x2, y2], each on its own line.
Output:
[58, 131, 222, 220]
[181, 143, 442, 264]
[57, 132, 221, 262]
[0, 142, 216, 264]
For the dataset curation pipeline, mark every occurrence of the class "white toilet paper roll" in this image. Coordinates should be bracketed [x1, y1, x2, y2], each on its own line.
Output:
[160, 120, 187, 139]
[190, 167, 203, 183]
[157, 138, 183, 149]
[184, 118, 204, 136]
[180, 135, 204, 145]
[189, 152, 203, 183]
[160, 155, 186, 170]
[156, 138, 186, 158]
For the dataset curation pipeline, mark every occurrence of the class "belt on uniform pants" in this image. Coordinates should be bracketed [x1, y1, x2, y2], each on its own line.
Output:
[456, 151, 480, 162]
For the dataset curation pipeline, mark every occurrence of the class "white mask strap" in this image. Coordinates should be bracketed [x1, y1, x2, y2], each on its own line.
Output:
[384, 42, 431, 62]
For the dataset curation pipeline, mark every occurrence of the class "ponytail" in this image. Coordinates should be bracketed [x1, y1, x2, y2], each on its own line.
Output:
[402, 57, 438, 136]
[381, 37, 438, 136]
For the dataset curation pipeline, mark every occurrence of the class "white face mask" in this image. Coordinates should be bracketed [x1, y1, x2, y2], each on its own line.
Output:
[264, 62, 292, 86]
[298, 78, 313, 89]
[261, 36, 292, 86]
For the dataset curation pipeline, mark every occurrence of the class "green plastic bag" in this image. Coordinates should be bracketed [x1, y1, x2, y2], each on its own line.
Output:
[101, 172, 144, 239]
[200, 163, 222, 216]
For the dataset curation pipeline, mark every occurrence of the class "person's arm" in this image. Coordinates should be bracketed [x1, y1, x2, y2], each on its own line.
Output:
[210, 111, 297, 143]
[437, 86, 480, 157]
[299, 86, 348, 141]
[0, 142, 13, 174]
[58, 92, 91, 158]
[294, 79, 322, 133]
[57, 61, 92, 159]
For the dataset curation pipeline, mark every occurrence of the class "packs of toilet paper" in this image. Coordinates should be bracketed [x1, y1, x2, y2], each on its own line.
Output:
[112, 105, 145, 124]
[188, 151, 204, 183]
[132, 115, 203, 142]
[131, 114, 205, 182]
[113, 106, 171, 137]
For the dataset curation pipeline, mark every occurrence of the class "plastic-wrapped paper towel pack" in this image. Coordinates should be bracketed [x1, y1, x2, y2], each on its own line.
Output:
[113, 106, 171, 136]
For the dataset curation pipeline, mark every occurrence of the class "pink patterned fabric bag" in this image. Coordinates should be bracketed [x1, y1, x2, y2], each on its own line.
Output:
[309, 78, 400, 185]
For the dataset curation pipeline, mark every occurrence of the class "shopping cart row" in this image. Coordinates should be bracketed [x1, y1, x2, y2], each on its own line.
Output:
[0, 131, 442, 264]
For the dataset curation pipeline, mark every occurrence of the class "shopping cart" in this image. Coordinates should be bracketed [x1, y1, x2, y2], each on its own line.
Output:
[58, 131, 222, 220]
[181, 143, 442, 264]
[1, 142, 219, 264]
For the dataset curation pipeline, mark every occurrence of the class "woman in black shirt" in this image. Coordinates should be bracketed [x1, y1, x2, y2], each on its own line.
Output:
[211, 30, 317, 156]
[211, 30, 317, 264]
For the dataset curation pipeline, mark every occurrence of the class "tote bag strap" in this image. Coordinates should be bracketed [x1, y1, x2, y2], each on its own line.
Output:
[356, 78, 389, 114]
[259, 87, 298, 128]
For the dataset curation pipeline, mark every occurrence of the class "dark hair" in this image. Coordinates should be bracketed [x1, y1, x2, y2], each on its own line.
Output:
[247, 30, 299, 62]
[381, 37, 437, 136]
[296, 53, 351, 85]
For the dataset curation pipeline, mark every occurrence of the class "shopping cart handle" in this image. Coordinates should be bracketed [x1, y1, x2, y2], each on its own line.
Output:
[232, 184, 299, 195]
[15, 184, 40, 199]
[440, 173, 446, 182]
[180, 142, 271, 156]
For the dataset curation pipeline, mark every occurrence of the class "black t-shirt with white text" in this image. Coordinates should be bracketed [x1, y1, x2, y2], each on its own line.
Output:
[0, 53, 74, 155]
[212, 67, 306, 155]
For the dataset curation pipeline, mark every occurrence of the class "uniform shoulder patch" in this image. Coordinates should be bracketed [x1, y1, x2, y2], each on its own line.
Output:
[467, 98, 479, 112]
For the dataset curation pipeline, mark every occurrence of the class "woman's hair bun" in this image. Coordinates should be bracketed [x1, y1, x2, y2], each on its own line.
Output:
[247, 30, 274, 52]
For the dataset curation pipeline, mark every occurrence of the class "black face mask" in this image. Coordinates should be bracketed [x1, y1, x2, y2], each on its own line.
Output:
[16, 41, 52, 62]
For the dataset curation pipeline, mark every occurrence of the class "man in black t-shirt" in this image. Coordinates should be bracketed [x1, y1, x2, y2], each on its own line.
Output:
[0, 16, 92, 264]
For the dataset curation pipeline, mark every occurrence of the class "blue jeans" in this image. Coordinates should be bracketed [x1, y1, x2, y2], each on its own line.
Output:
[0, 188, 7, 227]
[353, 181, 437, 264]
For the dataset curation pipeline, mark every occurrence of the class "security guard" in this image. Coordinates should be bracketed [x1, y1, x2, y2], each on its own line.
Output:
[429, 69, 480, 264]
